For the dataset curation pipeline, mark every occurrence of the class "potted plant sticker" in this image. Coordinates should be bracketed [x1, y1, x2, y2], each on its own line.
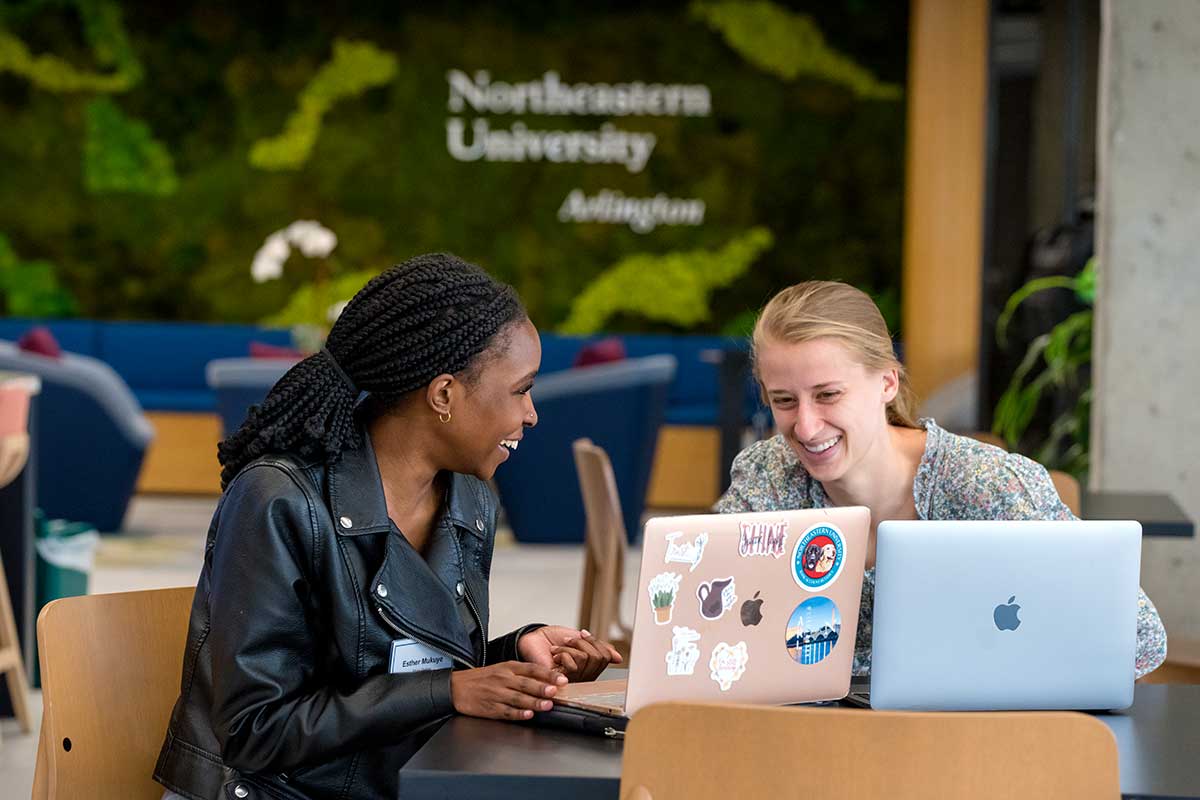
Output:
[648, 572, 682, 625]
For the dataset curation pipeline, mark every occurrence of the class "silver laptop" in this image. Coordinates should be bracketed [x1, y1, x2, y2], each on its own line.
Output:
[868, 520, 1142, 711]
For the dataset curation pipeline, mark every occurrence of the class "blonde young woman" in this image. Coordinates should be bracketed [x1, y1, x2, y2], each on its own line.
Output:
[716, 281, 1167, 678]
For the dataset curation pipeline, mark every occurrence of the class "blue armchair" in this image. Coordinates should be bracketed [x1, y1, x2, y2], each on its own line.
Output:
[205, 357, 299, 436]
[492, 355, 676, 544]
[0, 342, 154, 532]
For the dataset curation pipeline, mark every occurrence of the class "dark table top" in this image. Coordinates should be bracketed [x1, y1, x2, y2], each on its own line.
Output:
[399, 684, 1200, 800]
[1083, 490, 1194, 538]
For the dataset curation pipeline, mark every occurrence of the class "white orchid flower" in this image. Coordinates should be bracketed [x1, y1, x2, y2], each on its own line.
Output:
[251, 232, 289, 283]
[250, 221, 338, 282]
[285, 220, 338, 258]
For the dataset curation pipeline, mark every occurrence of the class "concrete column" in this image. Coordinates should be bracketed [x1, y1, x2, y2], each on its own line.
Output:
[1094, 0, 1200, 639]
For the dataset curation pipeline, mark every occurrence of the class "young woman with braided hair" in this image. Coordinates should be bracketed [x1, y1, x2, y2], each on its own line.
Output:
[155, 253, 620, 800]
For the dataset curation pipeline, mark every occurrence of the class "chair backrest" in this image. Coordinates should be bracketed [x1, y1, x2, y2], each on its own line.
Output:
[965, 430, 1009, 450]
[34, 587, 195, 800]
[621, 702, 1119, 800]
[494, 354, 676, 543]
[1049, 469, 1082, 516]
[572, 438, 630, 654]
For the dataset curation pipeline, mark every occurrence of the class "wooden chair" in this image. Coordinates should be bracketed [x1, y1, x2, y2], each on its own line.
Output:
[965, 430, 1009, 450]
[621, 702, 1119, 800]
[572, 438, 632, 659]
[0, 432, 34, 743]
[33, 586, 194, 799]
[1049, 469, 1082, 516]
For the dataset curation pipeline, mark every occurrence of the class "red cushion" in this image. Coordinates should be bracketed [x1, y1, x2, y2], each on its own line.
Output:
[17, 326, 61, 359]
[572, 336, 626, 368]
[249, 341, 304, 359]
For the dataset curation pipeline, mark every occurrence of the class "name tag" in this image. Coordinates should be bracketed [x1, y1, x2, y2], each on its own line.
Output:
[389, 638, 453, 674]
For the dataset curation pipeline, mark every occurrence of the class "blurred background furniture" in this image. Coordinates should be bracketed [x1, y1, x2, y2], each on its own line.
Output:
[572, 439, 631, 659]
[1140, 637, 1200, 685]
[206, 356, 300, 437]
[0, 376, 36, 740]
[33, 586, 194, 799]
[1049, 469, 1082, 516]
[493, 355, 675, 544]
[0, 343, 152, 532]
[621, 702, 1119, 800]
[1081, 491, 1195, 538]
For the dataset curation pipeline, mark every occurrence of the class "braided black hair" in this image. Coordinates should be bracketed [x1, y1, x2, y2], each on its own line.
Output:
[217, 253, 526, 488]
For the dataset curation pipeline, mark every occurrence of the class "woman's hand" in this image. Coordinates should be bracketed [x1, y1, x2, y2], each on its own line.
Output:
[549, 630, 623, 682]
[449, 662, 568, 721]
[518, 626, 623, 682]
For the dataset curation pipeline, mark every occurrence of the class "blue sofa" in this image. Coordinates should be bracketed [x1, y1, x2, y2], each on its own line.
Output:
[539, 333, 759, 426]
[491, 355, 676, 544]
[0, 319, 293, 412]
[0, 342, 153, 532]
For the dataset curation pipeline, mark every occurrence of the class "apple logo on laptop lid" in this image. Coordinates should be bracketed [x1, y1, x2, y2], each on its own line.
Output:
[993, 595, 1021, 631]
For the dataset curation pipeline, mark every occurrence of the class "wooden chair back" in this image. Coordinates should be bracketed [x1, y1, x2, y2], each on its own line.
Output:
[966, 430, 1009, 450]
[573, 438, 631, 657]
[33, 586, 194, 800]
[1049, 469, 1082, 516]
[0, 432, 35, 741]
[1140, 636, 1200, 684]
[621, 702, 1119, 800]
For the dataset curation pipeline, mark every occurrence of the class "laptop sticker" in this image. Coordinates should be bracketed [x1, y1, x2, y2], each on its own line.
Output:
[649, 572, 683, 625]
[664, 531, 708, 572]
[738, 519, 788, 558]
[785, 596, 842, 665]
[696, 576, 737, 620]
[709, 641, 749, 690]
[665, 626, 702, 676]
[791, 523, 846, 592]
[739, 591, 764, 626]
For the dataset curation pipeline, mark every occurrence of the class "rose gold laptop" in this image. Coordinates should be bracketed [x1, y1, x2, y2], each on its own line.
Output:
[556, 507, 870, 718]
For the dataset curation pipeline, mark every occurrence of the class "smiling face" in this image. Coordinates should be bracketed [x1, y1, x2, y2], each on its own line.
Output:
[756, 336, 898, 484]
[439, 318, 541, 480]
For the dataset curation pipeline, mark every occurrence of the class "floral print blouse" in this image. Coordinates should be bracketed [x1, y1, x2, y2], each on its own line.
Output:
[715, 419, 1168, 679]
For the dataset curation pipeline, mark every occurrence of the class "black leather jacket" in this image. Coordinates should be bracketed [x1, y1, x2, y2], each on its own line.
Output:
[154, 433, 540, 800]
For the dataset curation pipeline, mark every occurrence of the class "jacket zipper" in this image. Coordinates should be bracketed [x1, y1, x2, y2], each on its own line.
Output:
[461, 585, 488, 666]
[374, 602, 476, 669]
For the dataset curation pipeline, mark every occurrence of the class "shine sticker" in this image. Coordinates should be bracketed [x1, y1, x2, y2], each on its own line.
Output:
[785, 596, 842, 666]
[665, 626, 702, 676]
[737, 519, 788, 558]
[696, 576, 737, 621]
[664, 531, 708, 572]
[790, 523, 846, 592]
[648, 572, 683, 625]
[709, 641, 749, 691]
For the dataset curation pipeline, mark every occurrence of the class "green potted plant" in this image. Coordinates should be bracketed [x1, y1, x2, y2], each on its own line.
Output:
[991, 257, 1096, 478]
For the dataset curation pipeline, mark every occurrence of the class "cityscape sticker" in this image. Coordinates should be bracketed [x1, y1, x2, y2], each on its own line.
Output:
[784, 596, 842, 666]
[790, 523, 846, 591]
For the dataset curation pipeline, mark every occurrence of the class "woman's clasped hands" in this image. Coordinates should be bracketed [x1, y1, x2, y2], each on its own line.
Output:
[449, 626, 623, 721]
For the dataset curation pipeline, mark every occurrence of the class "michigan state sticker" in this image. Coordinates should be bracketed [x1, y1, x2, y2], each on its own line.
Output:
[791, 523, 845, 592]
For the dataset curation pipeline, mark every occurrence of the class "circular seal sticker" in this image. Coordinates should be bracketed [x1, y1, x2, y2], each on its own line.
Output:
[785, 596, 842, 666]
[790, 523, 845, 592]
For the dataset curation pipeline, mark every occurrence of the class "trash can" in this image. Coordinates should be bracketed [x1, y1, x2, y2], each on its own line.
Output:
[32, 510, 100, 687]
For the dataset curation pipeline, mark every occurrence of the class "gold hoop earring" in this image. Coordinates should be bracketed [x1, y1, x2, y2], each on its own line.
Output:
[439, 412, 451, 424]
